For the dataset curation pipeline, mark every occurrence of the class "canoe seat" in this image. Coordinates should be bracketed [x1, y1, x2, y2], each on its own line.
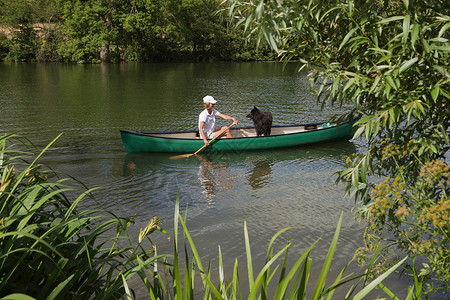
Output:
[233, 128, 255, 137]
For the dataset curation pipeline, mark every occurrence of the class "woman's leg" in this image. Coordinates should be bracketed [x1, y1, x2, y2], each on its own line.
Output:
[215, 126, 232, 138]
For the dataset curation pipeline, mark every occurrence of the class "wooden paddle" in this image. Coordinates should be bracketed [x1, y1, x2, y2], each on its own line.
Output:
[170, 123, 234, 159]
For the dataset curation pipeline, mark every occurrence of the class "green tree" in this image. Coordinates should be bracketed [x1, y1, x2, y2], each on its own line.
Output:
[58, 0, 234, 62]
[174, 0, 232, 60]
[58, 0, 113, 62]
[0, 0, 62, 61]
[115, 0, 171, 61]
[227, 0, 449, 294]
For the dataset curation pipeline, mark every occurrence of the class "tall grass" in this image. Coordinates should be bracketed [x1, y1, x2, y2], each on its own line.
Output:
[147, 194, 411, 299]
[0, 133, 167, 299]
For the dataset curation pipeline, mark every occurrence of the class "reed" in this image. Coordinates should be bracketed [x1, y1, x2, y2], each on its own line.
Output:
[0, 133, 167, 299]
[145, 194, 410, 299]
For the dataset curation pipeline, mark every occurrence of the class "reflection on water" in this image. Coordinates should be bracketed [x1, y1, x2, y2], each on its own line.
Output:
[120, 141, 358, 215]
[247, 158, 273, 190]
[197, 155, 238, 200]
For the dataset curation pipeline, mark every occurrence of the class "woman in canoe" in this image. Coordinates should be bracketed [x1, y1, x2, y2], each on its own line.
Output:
[199, 95, 238, 146]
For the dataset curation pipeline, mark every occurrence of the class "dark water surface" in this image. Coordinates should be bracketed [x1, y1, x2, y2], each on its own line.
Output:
[1, 62, 414, 298]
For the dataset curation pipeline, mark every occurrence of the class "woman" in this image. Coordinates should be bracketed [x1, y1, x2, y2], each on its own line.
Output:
[198, 95, 238, 146]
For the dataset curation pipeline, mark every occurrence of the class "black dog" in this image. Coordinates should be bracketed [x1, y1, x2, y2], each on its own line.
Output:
[246, 106, 273, 136]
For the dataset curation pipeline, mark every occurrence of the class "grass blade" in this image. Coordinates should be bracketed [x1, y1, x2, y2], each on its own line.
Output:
[353, 256, 408, 300]
[0, 294, 37, 300]
[244, 221, 254, 292]
[173, 191, 182, 298]
[276, 238, 319, 299]
[311, 212, 343, 300]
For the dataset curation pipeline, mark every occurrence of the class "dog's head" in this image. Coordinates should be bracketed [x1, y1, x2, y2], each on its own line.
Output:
[246, 106, 262, 120]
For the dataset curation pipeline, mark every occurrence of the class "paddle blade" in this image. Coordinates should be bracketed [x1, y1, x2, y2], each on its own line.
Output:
[169, 153, 195, 160]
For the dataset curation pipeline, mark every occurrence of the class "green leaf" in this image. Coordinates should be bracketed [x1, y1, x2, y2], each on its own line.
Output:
[422, 38, 431, 53]
[172, 192, 182, 298]
[256, 0, 264, 20]
[378, 282, 399, 300]
[377, 16, 404, 25]
[121, 274, 133, 300]
[0, 294, 37, 300]
[402, 14, 410, 43]
[415, 100, 425, 116]
[411, 23, 420, 48]
[353, 125, 365, 139]
[369, 75, 381, 93]
[399, 57, 418, 73]
[248, 244, 291, 299]
[339, 27, 358, 51]
[311, 212, 343, 300]
[343, 77, 357, 93]
[244, 15, 253, 32]
[275, 239, 319, 298]
[429, 45, 450, 51]
[402, 0, 409, 9]
[431, 85, 440, 101]
[385, 76, 397, 90]
[263, 27, 279, 52]
[433, 65, 449, 77]
[429, 37, 449, 43]
[438, 22, 450, 38]
[353, 257, 408, 300]
[355, 115, 373, 126]
[430, 144, 437, 153]
[388, 108, 396, 127]
[348, 0, 354, 14]
[244, 221, 254, 290]
[331, 77, 340, 97]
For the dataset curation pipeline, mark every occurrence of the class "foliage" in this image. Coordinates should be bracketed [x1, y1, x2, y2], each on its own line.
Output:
[0, 31, 9, 59]
[226, 0, 449, 294]
[353, 155, 449, 293]
[0, 0, 267, 62]
[0, 0, 62, 61]
[0, 133, 167, 299]
[58, 0, 117, 63]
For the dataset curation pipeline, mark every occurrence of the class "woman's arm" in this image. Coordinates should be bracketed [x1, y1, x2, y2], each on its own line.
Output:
[218, 113, 238, 125]
[199, 121, 209, 145]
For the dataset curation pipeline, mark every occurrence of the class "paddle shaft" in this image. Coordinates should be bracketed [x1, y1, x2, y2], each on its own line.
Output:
[195, 123, 234, 155]
[169, 123, 234, 159]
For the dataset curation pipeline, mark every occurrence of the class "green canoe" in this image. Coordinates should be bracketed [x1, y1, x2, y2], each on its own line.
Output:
[120, 120, 356, 154]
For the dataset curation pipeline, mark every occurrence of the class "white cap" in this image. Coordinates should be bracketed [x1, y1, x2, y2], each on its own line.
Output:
[203, 95, 218, 104]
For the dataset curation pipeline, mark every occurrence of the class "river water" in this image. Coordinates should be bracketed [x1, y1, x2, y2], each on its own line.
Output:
[1, 62, 414, 298]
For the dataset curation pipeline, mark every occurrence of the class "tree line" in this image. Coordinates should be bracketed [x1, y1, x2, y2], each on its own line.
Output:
[0, 0, 274, 63]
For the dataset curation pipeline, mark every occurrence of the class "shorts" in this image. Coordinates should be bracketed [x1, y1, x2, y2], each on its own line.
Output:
[205, 131, 216, 139]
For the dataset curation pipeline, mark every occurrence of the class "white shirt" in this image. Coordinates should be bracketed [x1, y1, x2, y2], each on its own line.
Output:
[199, 108, 220, 133]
